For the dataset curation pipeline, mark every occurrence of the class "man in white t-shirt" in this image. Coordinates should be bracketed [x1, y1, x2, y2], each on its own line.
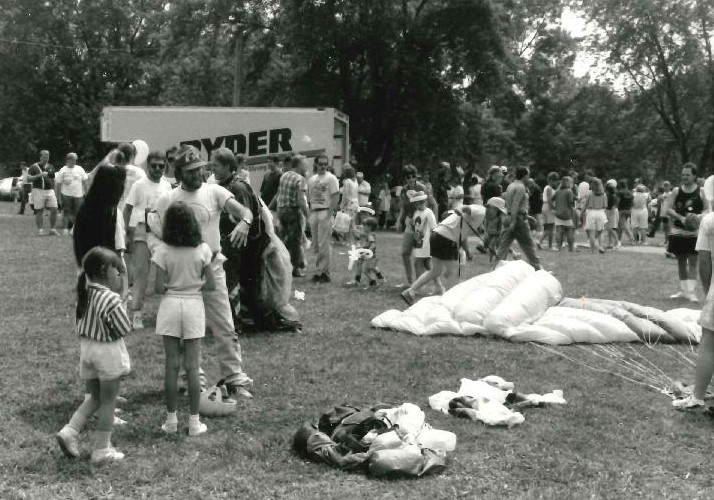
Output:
[356, 171, 371, 207]
[123, 151, 173, 329]
[115, 142, 147, 212]
[152, 145, 255, 400]
[307, 153, 340, 283]
[55, 152, 88, 235]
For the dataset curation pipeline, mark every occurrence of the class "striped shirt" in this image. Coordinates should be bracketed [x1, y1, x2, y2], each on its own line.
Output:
[275, 170, 307, 209]
[77, 283, 131, 342]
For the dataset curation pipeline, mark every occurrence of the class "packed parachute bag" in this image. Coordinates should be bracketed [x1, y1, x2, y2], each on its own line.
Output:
[292, 403, 455, 478]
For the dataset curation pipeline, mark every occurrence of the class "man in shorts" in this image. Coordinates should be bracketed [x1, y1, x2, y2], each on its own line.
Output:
[27, 150, 59, 235]
[55, 152, 88, 234]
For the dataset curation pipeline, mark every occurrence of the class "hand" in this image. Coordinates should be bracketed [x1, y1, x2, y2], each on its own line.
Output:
[41, 171, 49, 178]
[230, 220, 249, 247]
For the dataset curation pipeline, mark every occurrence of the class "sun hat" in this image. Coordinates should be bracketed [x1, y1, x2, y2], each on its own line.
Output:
[487, 196, 507, 214]
[606, 179, 617, 188]
[174, 145, 207, 171]
[408, 190, 427, 203]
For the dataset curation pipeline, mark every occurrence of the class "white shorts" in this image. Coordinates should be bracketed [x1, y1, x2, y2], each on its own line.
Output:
[155, 294, 205, 339]
[584, 209, 607, 231]
[31, 189, 58, 209]
[631, 208, 649, 229]
[79, 338, 131, 381]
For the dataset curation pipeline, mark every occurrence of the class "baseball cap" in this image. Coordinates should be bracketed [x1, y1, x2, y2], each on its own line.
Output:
[174, 145, 207, 171]
[487, 196, 507, 214]
[408, 190, 428, 203]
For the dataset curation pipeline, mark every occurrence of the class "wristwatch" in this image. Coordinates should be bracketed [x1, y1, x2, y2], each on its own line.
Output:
[241, 218, 252, 226]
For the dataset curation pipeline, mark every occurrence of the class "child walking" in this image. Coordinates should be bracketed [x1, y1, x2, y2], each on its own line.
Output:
[56, 246, 132, 463]
[152, 202, 215, 436]
[411, 191, 437, 282]
[348, 217, 384, 287]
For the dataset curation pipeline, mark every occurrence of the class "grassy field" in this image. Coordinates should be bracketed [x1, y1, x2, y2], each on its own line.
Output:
[1, 200, 713, 499]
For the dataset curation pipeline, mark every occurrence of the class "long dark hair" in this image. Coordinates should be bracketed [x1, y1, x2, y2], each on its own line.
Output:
[162, 202, 203, 247]
[73, 164, 126, 265]
[76, 246, 124, 320]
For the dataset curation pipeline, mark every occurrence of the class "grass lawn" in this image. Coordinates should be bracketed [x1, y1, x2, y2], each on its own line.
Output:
[0, 200, 713, 499]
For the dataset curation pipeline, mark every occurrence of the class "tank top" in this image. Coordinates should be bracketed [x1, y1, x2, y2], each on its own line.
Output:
[672, 186, 704, 230]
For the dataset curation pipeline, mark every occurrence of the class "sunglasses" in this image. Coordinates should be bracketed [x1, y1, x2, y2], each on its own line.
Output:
[149, 163, 165, 169]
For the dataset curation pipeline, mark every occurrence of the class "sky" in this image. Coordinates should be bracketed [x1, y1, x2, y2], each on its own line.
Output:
[561, 7, 599, 79]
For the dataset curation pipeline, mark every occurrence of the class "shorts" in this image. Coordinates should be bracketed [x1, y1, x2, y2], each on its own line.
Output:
[667, 234, 698, 257]
[699, 300, 714, 331]
[155, 294, 205, 339]
[605, 208, 619, 230]
[630, 208, 649, 229]
[554, 216, 574, 227]
[31, 189, 58, 210]
[430, 232, 459, 261]
[79, 337, 131, 381]
[584, 209, 607, 232]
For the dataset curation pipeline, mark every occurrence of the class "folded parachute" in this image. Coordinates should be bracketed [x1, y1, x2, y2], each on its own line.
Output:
[371, 261, 701, 344]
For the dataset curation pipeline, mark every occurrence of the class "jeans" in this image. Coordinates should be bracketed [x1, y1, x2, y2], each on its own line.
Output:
[309, 209, 333, 276]
[496, 214, 541, 270]
[278, 207, 305, 272]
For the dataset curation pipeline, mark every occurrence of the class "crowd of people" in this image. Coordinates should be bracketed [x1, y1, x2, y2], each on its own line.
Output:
[14, 143, 713, 462]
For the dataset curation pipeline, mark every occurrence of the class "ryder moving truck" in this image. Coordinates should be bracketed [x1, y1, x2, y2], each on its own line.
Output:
[100, 106, 350, 192]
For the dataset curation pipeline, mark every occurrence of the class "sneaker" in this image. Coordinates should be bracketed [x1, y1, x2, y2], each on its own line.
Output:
[62, 228, 69, 236]
[311, 274, 322, 283]
[38, 229, 45, 236]
[400, 289, 415, 306]
[669, 291, 686, 299]
[113, 416, 128, 426]
[132, 311, 144, 330]
[292, 269, 305, 278]
[319, 273, 331, 283]
[56, 427, 80, 458]
[49, 228, 60, 236]
[91, 447, 125, 463]
[227, 384, 254, 399]
[188, 421, 207, 437]
[161, 421, 178, 434]
[672, 395, 706, 410]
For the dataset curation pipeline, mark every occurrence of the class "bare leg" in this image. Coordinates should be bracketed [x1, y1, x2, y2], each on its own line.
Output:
[183, 339, 202, 415]
[163, 337, 181, 413]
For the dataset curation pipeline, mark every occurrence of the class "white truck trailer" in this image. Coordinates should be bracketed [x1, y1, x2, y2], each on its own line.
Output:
[100, 106, 350, 191]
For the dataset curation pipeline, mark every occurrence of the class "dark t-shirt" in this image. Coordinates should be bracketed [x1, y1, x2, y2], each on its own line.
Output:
[481, 180, 502, 205]
[28, 162, 55, 190]
[617, 189, 633, 211]
[260, 171, 282, 205]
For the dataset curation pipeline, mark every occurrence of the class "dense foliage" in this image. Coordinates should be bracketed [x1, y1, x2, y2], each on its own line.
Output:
[0, 0, 712, 182]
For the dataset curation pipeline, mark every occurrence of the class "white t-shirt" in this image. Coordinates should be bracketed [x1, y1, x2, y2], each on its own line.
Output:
[357, 180, 371, 206]
[154, 183, 233, 253]
[152, 242, 213, 294]
[308, 172, 339, 209]
[56, 165, 88, 197]
[413, 207, 437, 259]
[125, 177, 173, 228]
[119, 164, 147, 211]
[577, 181, 590, 207]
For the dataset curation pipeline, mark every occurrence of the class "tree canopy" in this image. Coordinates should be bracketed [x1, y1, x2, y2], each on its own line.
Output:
[0, 0, 712, 183]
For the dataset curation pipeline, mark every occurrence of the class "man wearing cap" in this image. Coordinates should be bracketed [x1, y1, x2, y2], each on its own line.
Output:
[27, 150, 59, 235]
[152, 145, 255, 399]
[308, 153, 340, 283]
[496, 166, 541, 270]
[271, 155, 309, 277]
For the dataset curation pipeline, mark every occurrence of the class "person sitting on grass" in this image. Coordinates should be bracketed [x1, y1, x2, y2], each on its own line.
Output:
[401, 204, 486, 305]
[152, 202, 215, 436]
[673, 208, 714, 410]
[56, 246, 131, 463]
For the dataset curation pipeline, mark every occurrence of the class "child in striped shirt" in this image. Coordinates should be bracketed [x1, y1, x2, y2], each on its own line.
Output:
[56, 246, 131, 463]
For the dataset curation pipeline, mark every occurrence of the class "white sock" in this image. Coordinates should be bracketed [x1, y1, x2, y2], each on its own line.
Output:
[166, 411, 177, 423]
[188, 414, 200, 424]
